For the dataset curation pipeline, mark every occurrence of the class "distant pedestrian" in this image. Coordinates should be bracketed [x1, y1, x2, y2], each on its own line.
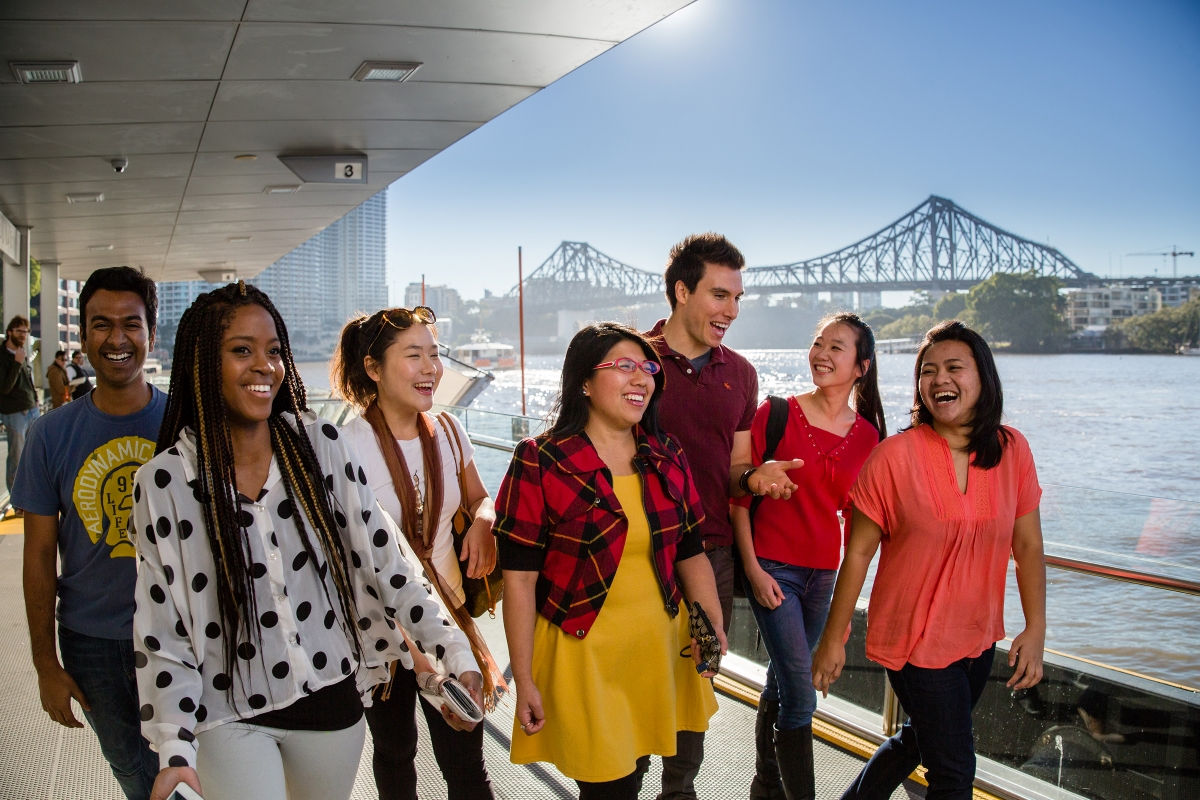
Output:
[0, 314, 38, 496]
[46, 350, 72, 409]
[67, 350, 94, 400]
[16, 267, 164, 800]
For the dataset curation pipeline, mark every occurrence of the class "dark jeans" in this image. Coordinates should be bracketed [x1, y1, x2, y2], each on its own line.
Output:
[748, 561, 835, 730]
[841, 646, 996, 800]
[58, 627, 159, 800]
[658, 544, 730, 799]
[364, 666, 494, 800]
[577, 755, 650, 800]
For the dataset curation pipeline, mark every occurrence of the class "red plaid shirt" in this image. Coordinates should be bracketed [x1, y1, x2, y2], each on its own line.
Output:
[494, 425, 705, 639]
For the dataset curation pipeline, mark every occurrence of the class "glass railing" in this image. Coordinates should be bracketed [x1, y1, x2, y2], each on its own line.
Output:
[312, 399, 1199, 800]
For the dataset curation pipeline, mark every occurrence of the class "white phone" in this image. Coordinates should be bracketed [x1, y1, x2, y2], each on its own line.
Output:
[168, 783, 203, 800]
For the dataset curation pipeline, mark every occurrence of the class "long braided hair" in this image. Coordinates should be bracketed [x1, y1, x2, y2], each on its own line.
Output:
[157, 282, 364, 700]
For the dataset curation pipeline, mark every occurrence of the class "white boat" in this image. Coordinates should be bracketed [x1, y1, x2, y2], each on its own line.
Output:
[450, 337, 518, 370]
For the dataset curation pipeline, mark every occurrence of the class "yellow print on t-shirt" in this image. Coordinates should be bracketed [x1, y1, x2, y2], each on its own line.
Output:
[73, 436, 156, 559]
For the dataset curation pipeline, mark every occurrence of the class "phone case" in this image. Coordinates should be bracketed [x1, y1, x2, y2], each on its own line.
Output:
[416, 673, 484, 723]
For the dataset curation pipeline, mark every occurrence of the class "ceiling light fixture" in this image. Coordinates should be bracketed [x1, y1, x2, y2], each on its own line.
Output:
[66, 192, 104, 204]
[10, 60, 82, 84]
[88, 244, 114, 253]
[234, 154, 258, 161]
[263, 185, 302, 195]
[351, 60, 422, 82]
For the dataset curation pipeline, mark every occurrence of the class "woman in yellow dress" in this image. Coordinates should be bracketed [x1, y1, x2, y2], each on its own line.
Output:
[494, 322, 726, 799]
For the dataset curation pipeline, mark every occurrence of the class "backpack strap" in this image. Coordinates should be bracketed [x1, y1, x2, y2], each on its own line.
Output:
[749, 395, 790, 519]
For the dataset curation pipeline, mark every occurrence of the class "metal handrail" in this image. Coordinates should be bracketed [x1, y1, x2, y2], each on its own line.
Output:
[1046, 554, 1200, 596]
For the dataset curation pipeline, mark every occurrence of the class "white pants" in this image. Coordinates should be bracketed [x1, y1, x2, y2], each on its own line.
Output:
[195, 718, 365, 800]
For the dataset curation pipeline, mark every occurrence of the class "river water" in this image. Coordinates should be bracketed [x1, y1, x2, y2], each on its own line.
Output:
[301, 353, 1200, 687]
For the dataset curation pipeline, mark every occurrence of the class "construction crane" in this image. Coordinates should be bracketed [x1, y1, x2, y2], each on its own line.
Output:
[1126, 246, 1195, 278]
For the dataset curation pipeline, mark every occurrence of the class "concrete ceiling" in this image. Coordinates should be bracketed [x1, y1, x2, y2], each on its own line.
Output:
[0, 1, 692, 282]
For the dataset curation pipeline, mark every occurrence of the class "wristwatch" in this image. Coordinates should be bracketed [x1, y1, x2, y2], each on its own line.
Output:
[738, 466, 757, 495]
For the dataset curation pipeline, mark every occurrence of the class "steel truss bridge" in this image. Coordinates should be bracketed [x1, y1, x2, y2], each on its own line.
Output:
[506, 195, 1099, 310]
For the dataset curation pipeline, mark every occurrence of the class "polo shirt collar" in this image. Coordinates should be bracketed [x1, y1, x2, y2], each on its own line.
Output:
[647, 318, 729, 366]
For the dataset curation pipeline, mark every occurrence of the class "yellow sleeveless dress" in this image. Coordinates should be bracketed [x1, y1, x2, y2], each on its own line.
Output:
[509, 473, 718, 782]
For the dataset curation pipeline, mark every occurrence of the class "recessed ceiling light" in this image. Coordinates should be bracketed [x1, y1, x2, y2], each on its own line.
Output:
[227, 236, 252, 243]
[66, 192, 104, 204]
[234, 154, 258, 161]
[10, 60, 82, 84]
[88, 244, 114, 253]
[263, 185, 302, 195]
[351, 60, 422, 82]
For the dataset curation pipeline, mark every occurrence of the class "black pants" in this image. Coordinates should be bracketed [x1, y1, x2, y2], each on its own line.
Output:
[577, 755, 650, 800]
[364, 667, 494, 800]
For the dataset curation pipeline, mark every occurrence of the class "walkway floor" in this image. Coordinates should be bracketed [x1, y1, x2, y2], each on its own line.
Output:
[0, 518, 923, 799]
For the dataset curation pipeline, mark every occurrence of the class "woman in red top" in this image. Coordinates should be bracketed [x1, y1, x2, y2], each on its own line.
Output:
[732, 312, 887, 800]
[495, 322, 725, 800]
[812, 320, 1046, 800]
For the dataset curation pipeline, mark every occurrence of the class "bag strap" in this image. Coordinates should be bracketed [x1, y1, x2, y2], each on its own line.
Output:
[749, 395, 790, 520]
[435, 412, 469, 501]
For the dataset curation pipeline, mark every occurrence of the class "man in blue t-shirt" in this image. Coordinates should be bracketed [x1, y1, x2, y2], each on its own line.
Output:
[16, 266, 165, 800]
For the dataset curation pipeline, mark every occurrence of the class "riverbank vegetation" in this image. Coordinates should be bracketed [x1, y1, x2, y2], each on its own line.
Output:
[1109, 296, 1200, 353]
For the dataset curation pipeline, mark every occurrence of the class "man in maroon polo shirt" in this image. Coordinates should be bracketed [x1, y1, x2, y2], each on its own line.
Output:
[646, 233, 799, 800]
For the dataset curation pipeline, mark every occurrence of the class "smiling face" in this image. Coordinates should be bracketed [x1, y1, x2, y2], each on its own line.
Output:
[673, 262, 743, 356]
[809, 321, 867, 391]
[81, 289, 154, 391]
[220, 304, 284, 431]
[583, 338, 656, 433]
[364, 323, 442, 417]
[918, 339, 981, 434]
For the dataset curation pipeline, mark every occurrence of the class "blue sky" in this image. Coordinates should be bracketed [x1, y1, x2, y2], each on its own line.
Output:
[385, 0, 1200, 303]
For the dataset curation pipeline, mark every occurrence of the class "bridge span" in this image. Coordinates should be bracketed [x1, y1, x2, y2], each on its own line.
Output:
[504, 195, 1101, 311]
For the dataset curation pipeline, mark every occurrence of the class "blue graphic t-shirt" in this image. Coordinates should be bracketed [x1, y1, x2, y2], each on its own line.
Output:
[13, 389, 166, 640]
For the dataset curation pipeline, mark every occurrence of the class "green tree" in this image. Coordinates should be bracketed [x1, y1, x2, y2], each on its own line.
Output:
[933, 291, 967, 320]
[964, 271, 1067, 351]
[879, 313, 933, 338]
[1113, 297, 1200, 352]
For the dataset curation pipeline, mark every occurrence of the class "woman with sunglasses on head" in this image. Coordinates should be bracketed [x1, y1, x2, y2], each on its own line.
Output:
[812, 320, 1046, 800]
[332, 306, 505, 800]
[131, 284, 479, 800]
[494, 322, 725, 800]
[731, 312, 887, 800]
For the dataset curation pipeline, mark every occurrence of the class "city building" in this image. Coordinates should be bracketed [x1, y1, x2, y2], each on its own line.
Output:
[1065, 285, 1162, 331]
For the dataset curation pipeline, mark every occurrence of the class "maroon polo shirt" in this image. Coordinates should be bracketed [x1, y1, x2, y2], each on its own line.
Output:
[645, 319, 758, 548]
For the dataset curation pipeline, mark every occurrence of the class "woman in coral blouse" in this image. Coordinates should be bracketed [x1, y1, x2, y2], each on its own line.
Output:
[812, 320, 1046, 800]
[494, 322, 725, 800]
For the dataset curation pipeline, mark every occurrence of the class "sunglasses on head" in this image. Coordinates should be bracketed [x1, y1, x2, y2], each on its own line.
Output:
[367, 306, 435, 352]
[594, 357, 661, 375]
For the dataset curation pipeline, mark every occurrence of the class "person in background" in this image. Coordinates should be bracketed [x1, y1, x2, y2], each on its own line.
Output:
[46, 350, 72, 409]
[732, 313, 886, 800]
[132, 283, 480, 800]
[496, 322, 725, 800]
[645, 233, 799, 800]
[17, 267, 164, 799]
[68, 349, 95, 400]
[333, 305, 505, 800]
[812, 320, 1046, 800]
[1, 314, 38, 497]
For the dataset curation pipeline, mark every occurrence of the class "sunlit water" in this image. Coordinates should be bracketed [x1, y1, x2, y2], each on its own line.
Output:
[300, 353, 1200, 686]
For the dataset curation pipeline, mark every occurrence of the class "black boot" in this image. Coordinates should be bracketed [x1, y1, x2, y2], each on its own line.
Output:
[774, 724, 815, 800]
[749, 701, 785, 800]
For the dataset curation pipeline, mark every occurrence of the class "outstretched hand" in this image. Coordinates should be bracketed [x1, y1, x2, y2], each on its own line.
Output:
[750, 459, 804, 500]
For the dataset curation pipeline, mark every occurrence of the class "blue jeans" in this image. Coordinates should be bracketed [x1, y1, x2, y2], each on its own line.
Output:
[841, 646, 996, 800]
[59, 627, 159, 800]
[748, 560, 835, 730]
[2, 405, 38, 492]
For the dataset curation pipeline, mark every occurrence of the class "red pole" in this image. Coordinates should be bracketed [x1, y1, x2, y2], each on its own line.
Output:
[518, 246, 527, 416]
[421, 273, 426, 306]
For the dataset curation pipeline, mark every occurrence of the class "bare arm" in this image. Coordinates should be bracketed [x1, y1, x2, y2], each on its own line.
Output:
[811, 508, 882, 695]
[676, 551, 729, 674]
[731, 503, 783, 609]
[1006, 507, 1047, 689]
[729, 429, 803, 500]
[501, 569, 545, 735]
[22, 512, 89, 727]
[458, 459, 497, 579]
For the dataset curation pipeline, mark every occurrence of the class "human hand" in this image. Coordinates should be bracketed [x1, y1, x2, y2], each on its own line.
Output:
[459, 518, 497, 579]
[37, 663, 89, 728]
[150, 766, 201, 800]
[749, 569, 784, 610]
[690, 625, 729, 679]
[440, 671, 484, 731]
[1006, 627, 1045, 690]
[811, 638, 845, 697]
[515, 679, 545, 735]
[751, 459, 804, 499]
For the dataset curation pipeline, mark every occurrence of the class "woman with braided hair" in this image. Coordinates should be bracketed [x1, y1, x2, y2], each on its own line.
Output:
[131, 283, 480, 800]
[332, 305, 505, 800]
